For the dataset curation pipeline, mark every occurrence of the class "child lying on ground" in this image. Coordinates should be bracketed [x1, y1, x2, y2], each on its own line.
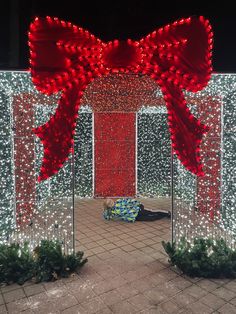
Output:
[103, 198, 170, 222]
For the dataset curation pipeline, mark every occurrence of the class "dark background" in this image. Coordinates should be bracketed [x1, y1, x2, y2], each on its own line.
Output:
[1, 0, 236, 72]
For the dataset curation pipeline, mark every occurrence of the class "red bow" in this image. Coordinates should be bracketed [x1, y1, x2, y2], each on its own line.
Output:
[29, 16, 213, 181]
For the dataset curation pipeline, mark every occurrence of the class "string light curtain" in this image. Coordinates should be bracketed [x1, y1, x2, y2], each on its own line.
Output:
[0, 72, 235, 249]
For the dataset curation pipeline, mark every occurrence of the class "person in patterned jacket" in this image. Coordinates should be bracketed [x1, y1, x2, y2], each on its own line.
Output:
[103, 198, 170, 222]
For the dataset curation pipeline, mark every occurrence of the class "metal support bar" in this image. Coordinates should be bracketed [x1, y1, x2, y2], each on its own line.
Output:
[171, 146, 174, 245]
[72, 142, 75, 253]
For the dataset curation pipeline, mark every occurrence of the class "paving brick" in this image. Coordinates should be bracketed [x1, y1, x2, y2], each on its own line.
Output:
[168, 277, 192, 290]
[102, 243, 117, 250]
[143, 287, 169, 305]
[129, 276, 156, 293]
[185, 300, 214, 314]
[159, 300, 181, 314]
[213, 286, 236, 301]
[224, 281, 236, 292]
[6, 297, 29, 313]
[24, 284, 45, 297]
[81, 296, 108, 314]
[96, 251, 114, 260]
[114, 283, 139, 300]
[0, 304, 7, 313]
[121, 244, 136, 252]
[210, 278, 230, 285]
[1, 284, 22, 293]
[140, 307, 167, 314]
[156, 281, 181, 297]
[3, 288, 25, 303]
[121, 269, 143, 283]
[53, 294, 78, 311]
[145, 260, 167, 273]
[45, 286, 68, 299]
[29, 301, 60, 313]
[110, 300, 137, 313]
[27, 292, 50, 309]
[172, 291, 197, 307]
[0, 294, 4, 305]
[92, 279, 115, 295]
[230, 297, 236, 306]
[200, 292, 226, 310]
[96, 308, 113, 314]
[158, 268, 178, 281]
[131, 241, 147, 249]
[100, 289, 123, 306]
[71, 284, 96, 303]
[43, 280, 65, 291]
[196, 279, 219, 292]
[218, 303, 236, 313]
[183, 284, 208, 299]
[128, 293, 153, 311]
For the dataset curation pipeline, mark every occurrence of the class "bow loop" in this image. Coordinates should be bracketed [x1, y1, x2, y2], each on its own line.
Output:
[29, 16, 102, 95]
[141, 16, 213, 92]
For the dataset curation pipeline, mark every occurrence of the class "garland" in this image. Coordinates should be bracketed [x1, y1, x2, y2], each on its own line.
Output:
[0, 240, 87, 285]
[162, 237, 236, 278]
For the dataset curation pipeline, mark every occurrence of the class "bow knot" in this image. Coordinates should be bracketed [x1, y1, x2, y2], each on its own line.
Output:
[103, 40, 141, 69]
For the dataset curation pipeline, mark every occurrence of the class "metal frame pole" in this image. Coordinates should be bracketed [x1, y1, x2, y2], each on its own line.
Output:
[72, 142, 75, 253]
[171, 146, 174, 245]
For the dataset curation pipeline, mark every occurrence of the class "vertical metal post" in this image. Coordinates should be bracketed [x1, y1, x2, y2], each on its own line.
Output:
[9, 90, 16, 230]
[171, 146, 174, 245]
[92, 112, 95, 197]
[72, 142, 75, 253]
[220, 101, 224, 211]
[135, 112, 138, 197]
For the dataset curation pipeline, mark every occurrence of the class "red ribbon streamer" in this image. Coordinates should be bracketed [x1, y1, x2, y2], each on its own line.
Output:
[29, 16, 213, 181]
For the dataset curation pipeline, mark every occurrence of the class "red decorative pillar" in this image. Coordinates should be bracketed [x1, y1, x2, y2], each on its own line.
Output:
[13, 94, 36, 226]
[82, 74, 163, 198]
[94, 112, 136, 197]
[196, 97, 221, 219]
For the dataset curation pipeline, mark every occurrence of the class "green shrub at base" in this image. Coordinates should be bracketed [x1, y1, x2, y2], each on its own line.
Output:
[0, 242, 34, 285]
[0, 240, 87, 285]
[162, 237, 236, 278]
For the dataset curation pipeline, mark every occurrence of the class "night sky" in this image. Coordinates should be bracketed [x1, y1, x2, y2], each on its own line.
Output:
[1, 0, 236, 72]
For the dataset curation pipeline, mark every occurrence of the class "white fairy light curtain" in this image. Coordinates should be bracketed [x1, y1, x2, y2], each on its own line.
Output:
[0, 15, 235, 248]
[0, 72, 235, 248]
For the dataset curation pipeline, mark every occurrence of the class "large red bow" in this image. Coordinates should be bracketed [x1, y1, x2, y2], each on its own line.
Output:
[29, 16, 213, 181]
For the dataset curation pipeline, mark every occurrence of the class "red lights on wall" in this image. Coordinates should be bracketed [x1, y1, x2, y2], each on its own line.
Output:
[29, 16, 213, 181]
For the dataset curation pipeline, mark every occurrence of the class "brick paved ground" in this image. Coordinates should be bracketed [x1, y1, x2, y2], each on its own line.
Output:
[1, 198, 236, 313]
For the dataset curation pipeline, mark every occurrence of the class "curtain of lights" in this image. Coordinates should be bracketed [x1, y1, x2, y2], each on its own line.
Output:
[173, 74, 236, 247]
[0, 71, 74, 253]
[137, 107, 171, 197]
[0, 72, 235, 248]
[81, 73, 171, 198]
